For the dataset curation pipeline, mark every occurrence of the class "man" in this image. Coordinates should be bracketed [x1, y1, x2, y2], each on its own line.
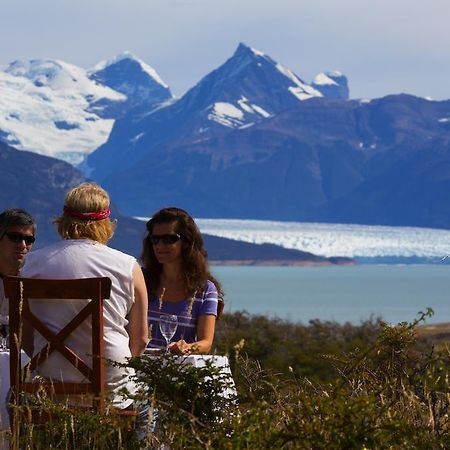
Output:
[0, 208, 36, 314]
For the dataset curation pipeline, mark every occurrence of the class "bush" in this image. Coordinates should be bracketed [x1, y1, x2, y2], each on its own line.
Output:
[11, 309, 450, 449]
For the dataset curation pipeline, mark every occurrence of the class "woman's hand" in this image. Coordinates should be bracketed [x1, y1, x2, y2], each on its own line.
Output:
[168, 339, 192, 354]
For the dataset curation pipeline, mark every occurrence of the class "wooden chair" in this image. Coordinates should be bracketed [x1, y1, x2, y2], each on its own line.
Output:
[3, 276, 113, 439]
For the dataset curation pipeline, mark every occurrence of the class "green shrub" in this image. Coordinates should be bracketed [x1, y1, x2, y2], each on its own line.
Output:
[11, 309, 450, 449]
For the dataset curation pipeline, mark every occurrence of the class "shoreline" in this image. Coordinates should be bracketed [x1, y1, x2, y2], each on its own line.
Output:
[417, 322, 450, 340]
[209, 259, 357, 267]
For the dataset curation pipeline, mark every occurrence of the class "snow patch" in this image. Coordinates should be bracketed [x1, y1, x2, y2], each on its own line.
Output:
[251, 104, 270, 118]
[275, 63, 304, 85]
[6, 59, 124, 100]
[0, 64, 120, 164]
[213, 102, 243, 119]
[289, 87, 316, 101]
[276, 63, 322, 101]
[238, 122, 255, 130]
[130, 132, 145, 144]
[208, 102, 244, 127]
[313, 73, 338, 86]
[237, 97, 270, 118]
[250, 46, 265, 57]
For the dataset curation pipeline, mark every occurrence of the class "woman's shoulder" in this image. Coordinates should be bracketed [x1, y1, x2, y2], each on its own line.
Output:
[200, 280, 218, 298]
[205, 279, 217, 291]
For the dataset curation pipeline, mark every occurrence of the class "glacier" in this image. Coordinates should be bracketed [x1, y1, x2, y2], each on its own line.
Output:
[193, 219, 450, 259]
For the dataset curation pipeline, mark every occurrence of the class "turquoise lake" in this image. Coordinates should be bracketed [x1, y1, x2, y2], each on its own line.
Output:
[212, 265, 450, 325]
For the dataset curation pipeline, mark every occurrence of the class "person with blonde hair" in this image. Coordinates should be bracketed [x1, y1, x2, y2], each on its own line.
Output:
[22, 182, 148, 410]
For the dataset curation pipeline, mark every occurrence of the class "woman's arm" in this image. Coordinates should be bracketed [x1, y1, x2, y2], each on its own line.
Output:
[126, 262, 148, 356]
[169, 314, 216, 354]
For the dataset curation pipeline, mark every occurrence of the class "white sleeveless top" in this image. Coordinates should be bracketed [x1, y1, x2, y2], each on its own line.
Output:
[21, 239, 137, 409]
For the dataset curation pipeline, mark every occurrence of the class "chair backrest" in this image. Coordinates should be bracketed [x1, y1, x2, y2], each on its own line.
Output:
[4, 276, 111, 413]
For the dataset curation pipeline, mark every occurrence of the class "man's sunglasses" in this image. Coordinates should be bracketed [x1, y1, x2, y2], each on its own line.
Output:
[3, 231, 36, 245]
[148, 234, 181, 245]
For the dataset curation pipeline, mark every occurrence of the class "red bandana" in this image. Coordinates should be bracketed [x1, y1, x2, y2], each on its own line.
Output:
[63, 206, 110, 221]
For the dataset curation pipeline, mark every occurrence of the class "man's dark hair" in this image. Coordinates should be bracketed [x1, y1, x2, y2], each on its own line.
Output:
[0, 208, 36, 238]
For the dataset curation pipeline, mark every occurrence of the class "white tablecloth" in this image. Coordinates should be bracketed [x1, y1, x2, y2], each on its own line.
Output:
[0, 350, 30, 449]
[0, 351, 12, 432]
[144, 352, 237, 400]
[176, 355, 237, 399]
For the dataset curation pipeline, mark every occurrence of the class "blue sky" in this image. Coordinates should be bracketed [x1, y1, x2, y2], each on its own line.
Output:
[1, 0, 449, 100]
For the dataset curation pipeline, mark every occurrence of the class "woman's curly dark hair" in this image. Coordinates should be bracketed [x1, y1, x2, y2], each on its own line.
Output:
[141, 207, 223, 301]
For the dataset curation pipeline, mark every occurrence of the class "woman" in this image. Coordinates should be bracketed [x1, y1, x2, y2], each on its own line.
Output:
[142, 207, 223, 354]
[21, 182, 148, 410]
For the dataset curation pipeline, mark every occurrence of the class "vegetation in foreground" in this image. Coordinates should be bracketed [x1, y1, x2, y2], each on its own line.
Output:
[6, 308, 450, 449]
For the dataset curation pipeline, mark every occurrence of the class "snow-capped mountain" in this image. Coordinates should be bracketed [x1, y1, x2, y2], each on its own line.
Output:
[0, 54, 171, 165]
[92, 87, 450, 229]
[4, 43, 450, 231]
[88, 51, 173, 116]
[312, 71, 349, 99]
[194, 42, 323, 130]
[86, 43, 331, 180]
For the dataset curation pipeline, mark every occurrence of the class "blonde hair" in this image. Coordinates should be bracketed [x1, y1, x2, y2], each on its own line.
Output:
[54, 183, 115, 244]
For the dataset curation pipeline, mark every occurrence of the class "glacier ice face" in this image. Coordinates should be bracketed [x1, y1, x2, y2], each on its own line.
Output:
[194, 219, 450, 259]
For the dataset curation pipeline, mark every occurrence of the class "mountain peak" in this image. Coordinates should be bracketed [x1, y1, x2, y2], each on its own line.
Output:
[90, 52, 169, 89]
[5, 58, 72, 86]
[312, 71, 349, 99]
[88, 53, 173, 111]
[3, 58, 122, 99]
[234, 43, 266, 59]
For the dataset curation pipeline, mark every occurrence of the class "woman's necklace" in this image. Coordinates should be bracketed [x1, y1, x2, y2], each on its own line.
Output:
[186, 290, 197, 316]
[158, 287, 166, 311]
[156, 287, 199, 342]
[158, 287, 197, 314]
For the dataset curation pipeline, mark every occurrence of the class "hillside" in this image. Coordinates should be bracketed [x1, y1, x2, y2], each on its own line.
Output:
[0, 142, 350, 264]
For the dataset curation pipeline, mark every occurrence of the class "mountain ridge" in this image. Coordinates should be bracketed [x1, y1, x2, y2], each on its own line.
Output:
[86, 43, 345, 180]
[2, 44, 449, 229]
[0, 141, 352, 264]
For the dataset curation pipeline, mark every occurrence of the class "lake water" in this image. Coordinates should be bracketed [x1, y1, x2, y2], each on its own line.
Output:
[212, 265, 450, 325]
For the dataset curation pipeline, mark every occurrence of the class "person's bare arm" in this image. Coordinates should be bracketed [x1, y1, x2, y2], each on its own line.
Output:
[169, 314, 216, 354]
[126, 262, 148, 356]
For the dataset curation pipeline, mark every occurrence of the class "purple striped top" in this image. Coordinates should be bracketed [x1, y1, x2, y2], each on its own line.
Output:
[146, 279, 218, 349]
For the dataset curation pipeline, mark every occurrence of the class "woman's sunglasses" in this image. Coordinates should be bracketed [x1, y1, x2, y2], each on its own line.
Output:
[3, 231, 36, 245]
[148, 233, 181, 245]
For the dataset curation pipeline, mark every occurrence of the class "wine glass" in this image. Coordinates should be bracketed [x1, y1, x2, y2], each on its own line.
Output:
[159, 314, 178, 353]
[0, 315, 9, 351]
